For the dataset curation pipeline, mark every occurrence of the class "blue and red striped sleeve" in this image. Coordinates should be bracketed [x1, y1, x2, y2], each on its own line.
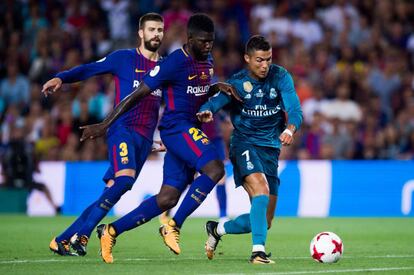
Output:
[142, 54, 176, 91]
[55, 50, 122, 83]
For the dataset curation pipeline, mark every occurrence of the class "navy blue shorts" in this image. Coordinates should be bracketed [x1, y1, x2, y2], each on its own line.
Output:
[102, 125, 152, 183]
[160, 123, 220, 191]
[229, 143, 280, 195]
[211, 137, 226, 161]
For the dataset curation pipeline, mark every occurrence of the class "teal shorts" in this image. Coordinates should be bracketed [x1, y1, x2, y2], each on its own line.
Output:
[229, 143, 281, 195]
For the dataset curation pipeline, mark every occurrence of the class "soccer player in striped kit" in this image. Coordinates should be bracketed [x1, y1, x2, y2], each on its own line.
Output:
[43, 13, 165, 257]
[80, 14, 240, 264]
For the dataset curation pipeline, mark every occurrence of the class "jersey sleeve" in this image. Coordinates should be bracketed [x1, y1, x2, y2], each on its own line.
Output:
[142, 55, 177, 91]
[199, 75, 239, 114]
[199, 92, 231, 114]
[277, 71, 303, 130]
[56, 50, 122, 83]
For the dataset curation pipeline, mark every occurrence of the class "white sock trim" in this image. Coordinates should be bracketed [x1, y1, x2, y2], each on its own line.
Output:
[252, 245, 265, 253]
[217, 220, 226, 236]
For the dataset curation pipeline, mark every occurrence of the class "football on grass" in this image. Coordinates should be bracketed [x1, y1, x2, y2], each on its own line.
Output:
[310, 231, 343, 263]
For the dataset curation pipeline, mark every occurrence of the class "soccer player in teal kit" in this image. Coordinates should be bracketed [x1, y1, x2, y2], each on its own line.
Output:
[43, 13, 164, 256]
[80, 14, 238, 263]
[198, 35, 303, 264]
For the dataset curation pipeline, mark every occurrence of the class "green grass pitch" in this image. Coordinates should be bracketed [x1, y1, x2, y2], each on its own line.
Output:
[0, 216, 413, 274]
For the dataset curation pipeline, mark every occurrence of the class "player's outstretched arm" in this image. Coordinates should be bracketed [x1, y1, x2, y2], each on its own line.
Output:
[278, 71, 303, 146]
[197, 90, 232, 121]
[41, 77, 63, 96]
[80, 82, 152, 141]
[208, 82, 242, 102]
[41, 51, 119, 97]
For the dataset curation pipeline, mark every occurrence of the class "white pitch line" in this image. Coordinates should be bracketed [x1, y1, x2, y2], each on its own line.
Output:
[0, 255, 413, 265]
[254, 267, 414, 275]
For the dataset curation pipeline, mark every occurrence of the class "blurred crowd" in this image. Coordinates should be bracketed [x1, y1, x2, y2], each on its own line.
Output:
[1, 0, 414, 164]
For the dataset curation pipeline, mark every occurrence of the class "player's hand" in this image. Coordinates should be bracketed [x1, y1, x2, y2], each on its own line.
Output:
[79, 122, 108, 142]
[196, 110, 213, 123]
[215, 82, 242, 102]
[41, 77, 62, 97]
[152, 140, 166, 152]
[279, 128, 294, 146]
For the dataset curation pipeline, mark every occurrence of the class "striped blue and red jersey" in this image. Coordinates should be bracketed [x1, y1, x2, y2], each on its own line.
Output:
[202, 115, 222, 140]
[143, 47, 214, 130]
[56, 48, 162, 141]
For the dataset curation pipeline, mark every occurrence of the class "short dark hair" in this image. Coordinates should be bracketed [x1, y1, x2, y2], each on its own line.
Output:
[245, 35, 271, 55]
[139, 13, 163, 29]
[187, 13, 214, 36]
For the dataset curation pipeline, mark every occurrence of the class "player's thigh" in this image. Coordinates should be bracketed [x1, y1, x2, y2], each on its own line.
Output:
[131, 131, 153, 174]
[258, 147, 281, 196]
[106, 126, 144, 177]
[266, 174, 280, 196]
[229, 143, 265, 190]
[243, 172, 269, 197]
[162, 150, 196, 193]
[211, 137, 226, 161]
[161, 125, 220, 172]
[211, 137, 226, 184]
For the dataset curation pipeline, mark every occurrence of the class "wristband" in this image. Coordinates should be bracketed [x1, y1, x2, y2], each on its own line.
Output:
[283, 128, 293, 137]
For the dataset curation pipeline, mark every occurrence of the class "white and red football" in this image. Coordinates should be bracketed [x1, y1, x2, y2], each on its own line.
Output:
[310, 231, 344, 263]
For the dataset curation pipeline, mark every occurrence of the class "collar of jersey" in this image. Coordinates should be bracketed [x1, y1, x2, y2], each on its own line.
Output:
[181, 45, 190, 58]
[244, 69, 264, 83]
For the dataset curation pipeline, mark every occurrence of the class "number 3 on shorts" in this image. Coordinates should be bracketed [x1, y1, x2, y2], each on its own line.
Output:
[119, 142, 128, 157]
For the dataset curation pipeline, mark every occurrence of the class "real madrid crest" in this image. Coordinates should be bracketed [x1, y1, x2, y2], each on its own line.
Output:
[243, 81, 253, 93]
[270, 88, 277, 99]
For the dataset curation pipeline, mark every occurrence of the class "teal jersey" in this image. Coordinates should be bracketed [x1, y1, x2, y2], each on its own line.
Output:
[200, 64, 303, 148]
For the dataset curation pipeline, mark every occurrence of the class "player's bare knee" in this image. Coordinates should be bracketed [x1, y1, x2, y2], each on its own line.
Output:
[252, 184, 269, 196]
[261, 182, 270, 195]
[115, 168, 136, 178]
[106, 179, 115, 188]
[202, 160, 224, 183]
[157, 193, 179, 210]
[157, 188, 180, 210]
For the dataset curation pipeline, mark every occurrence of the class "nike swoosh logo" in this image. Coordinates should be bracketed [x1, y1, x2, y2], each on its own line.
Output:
[104, 199, 114, 206]
[195, 188, 207, 197]
[253, 257, 270, 263]
[135, 69, 146, 73]
[188, 74, 197, 80]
